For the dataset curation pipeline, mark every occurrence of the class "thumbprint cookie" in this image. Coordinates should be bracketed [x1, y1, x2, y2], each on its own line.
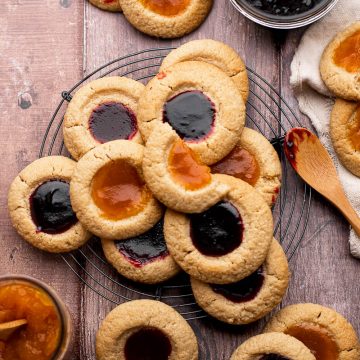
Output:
[88, 0, 122, 12]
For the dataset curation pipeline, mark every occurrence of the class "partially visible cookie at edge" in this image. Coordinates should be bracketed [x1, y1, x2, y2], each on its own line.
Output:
[89, 0, 122, 12]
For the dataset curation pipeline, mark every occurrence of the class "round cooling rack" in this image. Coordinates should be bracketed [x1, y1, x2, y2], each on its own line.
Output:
[40, 47, 312, 321]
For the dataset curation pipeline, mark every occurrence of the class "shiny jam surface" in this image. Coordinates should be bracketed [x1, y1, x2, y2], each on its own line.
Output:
[168, 139, 211, 190]
[211, 267, 264, 302]
[285, 324, 339, 360]
[333, 30, 360, 73]
[211, 146, 261, 186]
[88, 102, 137, 144]
[0, 283, 61, 360]
[259, 355, 290, 360]
[115, 220, 168, 267]
[124, 327, 172, 360]
[349, 106, 360, 151]
[190, 201, 243, 257]
[139, 0, 190, 17]
[30, 179, 77, 234]
[91, 160, 151, 220]
[163, 91, 216, 142]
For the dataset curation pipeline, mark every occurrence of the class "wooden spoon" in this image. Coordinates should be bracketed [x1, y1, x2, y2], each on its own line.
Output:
[0, 319, 27, 341]
[284, 127, 360, 236]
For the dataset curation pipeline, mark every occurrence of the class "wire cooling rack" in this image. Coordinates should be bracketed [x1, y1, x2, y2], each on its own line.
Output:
[39, 47, 312, 321]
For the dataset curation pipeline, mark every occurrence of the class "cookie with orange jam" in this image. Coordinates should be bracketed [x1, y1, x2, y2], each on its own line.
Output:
[138, 61, 246, 165]
[163, 174, 273, 284]
[63, 77, 144, 160]
[330, 99, 360, 177]
[70, 140, 162, 239]
[212, 128, 282, 206]
[8, 156, 91, 253]
[119, 0, 212, 38]
[191, 239, 289, 325]
[320, 22, 360, 101]
[264, 303, 360, 360]
[89, 0, 122, 12]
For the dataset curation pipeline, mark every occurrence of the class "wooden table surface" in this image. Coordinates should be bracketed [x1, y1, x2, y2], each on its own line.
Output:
[1, 1, 359, 359]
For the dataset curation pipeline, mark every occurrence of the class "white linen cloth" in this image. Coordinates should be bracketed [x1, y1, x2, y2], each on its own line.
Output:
[290, 0, 360, 258]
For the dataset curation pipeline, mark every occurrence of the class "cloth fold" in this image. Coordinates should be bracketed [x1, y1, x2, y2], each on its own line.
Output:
[290, 0, 360, 258]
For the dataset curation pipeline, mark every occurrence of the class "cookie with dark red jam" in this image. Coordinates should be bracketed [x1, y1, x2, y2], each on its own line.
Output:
[191, 239, 289, 325]
[96, 300, 198, 360]
[211, 128, 282, 206]
[138, 61, 246, 165]
[64, 76, 144, 160]
[119, 0, 212, 38]
[230, 333, 316, 360]
[89, 0, 122, 12]
[8, 156, 91, 253]
[164, 174, 273, 284]
[101, 219, 180, 284]
[265, 303, 360, 360]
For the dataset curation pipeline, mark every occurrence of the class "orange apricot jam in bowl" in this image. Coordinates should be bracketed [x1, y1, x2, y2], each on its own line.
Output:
[0, 275, 72, 360]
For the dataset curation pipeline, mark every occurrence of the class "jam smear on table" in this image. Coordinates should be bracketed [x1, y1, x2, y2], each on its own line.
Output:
[168, 139, 211, 190]
[139, 0, 190, 17]
[211, 146, 260, 186]
[124, 327, 172, 360]
[89, 102, 137, 144]
[115, 219, 169, 267]
[190, 201, 243, 256]
[333, 29, 360, 73]
[349, 106, 360, 151]
[259, 355, 290, 360]
[285, 324, 339, 360]
[0, 283, 61, 360]
[211, 266, 264, 302]
[91, 160, 151, 220]
[30, 179, 77, 234]
[245, 0, 323, 16]
[164, 91, 216, 142]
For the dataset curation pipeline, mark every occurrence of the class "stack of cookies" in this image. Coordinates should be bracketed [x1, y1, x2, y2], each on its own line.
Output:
[8, 40, 288, 325]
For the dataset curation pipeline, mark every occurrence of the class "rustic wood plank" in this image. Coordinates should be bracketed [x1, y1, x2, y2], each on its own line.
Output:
[0, 1, 84, 358]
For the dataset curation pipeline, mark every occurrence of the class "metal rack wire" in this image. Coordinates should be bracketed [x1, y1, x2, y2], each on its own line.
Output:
[40, 47, 312, 321]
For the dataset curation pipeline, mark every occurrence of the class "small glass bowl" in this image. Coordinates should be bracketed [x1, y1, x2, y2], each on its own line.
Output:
[0, 274, 73, 360]
[229, 0, 339, 29]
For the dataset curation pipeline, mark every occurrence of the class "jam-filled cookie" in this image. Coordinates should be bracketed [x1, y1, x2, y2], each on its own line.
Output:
[164, 174, 273, 284]
[330, 99, 360, 177]
[88, 0, 122, 12]
[96, 300, 198, 360]
[320, 22, 360, 101]
[70, 140, 162, 239]
[137, 61, 246, 165]
[8, 156, 91, 253]
[230, 333, 316, 360]
[191, 239, 289, 325]
[119, 0, 212, 39]
[265, 303, 360, 360]
[63, 77, 144, 160]
[160, 39, 249, 102]
[143, 123, 229, 213]
[101, 218, 180, 284]
[212, 128, 282, 206]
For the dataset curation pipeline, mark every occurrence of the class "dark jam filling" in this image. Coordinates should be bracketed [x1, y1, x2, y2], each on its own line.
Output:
[211, 267, 264, 302]
[189, 201, 243, 257]
[115, 220, 168, 267]
[30, 180, 77, 234]
[124, 327, 172, 360]
[163, 90, 215, 142]
[259, 355, 291, 360]
[246, 0, 323, 16]
[89, 101, 137, 143]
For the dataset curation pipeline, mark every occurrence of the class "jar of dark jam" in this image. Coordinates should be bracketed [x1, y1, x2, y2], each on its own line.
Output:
[230, 0, 338, 29]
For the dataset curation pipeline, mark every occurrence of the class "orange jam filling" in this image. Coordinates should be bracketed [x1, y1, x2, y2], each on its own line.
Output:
[139, 0, 190, 16]
[168, 139, 211, 190]
[211, 146, 260, 186]
[348, 106, 360, 151]
[285, 324, 339, 360]
[0, 283, 61, 360]
[333, 29, 360, 73]
[91, 160, 151, 220]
